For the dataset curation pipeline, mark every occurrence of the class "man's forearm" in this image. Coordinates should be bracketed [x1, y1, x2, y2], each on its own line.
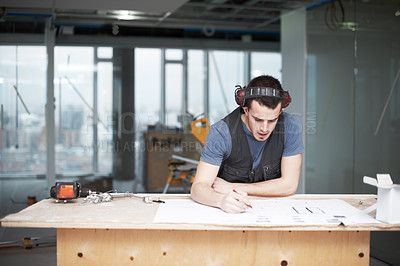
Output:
[236, 154, 302, 197]
[191, 182, 224, 209]
[235, 177, 298, 197]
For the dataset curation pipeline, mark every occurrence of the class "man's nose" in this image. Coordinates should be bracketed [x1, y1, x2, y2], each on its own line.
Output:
[260, 121, 268, 131]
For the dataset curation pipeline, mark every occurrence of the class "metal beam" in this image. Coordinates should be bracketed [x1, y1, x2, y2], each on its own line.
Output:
[45, 17, 56, 189]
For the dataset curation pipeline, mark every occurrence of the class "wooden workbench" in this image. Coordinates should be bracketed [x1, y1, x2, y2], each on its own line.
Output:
[1, 194, 399, 265]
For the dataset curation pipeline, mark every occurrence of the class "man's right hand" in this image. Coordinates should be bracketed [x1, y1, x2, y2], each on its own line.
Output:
[219, 189, 251, 213]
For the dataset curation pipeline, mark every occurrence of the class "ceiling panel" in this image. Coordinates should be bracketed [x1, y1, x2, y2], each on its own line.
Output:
[0, 0, 188, 13]
[0, 0, 321, 31]
[3, 0, 396, 41]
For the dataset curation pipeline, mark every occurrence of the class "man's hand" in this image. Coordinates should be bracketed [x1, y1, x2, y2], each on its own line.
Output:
[219, 189, 251, 213]
[212, 177, 235, 194]
[191, 161, 252, 214]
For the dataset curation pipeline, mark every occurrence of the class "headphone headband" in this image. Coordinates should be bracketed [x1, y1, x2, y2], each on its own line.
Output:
[245, 87, 282, 100]
[234, 85, 292, 108]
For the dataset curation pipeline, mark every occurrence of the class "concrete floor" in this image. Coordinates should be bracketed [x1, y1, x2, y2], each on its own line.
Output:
[0, 245, 56, 266]
[0, 227, 56, 266]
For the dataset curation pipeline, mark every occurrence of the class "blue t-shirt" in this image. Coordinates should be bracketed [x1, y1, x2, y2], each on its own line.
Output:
[200, 112, 304, 170]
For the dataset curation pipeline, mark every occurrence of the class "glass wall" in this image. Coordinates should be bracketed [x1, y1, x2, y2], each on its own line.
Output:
[54, 46, 113, 174]
[134, 48, 162, 184]
[305, 0, 400, 193]
[54, 47, 94, 172]
[354, 3, 400, 192]
[188, 50, 205, 118]
[1, 45, 281, 180]
[251, 52, 282, 81]
[165, 49, 184, 129]
[0, 45, 114, 175]
[96, 47, 113, 173]
[208, 50, 245, 123]
[0, 46, 47, 173]
[134, 48, 282, 136]
[306, 4, 355, 193]
[306, 2, 400, 264]
[134, 48, 161, 132]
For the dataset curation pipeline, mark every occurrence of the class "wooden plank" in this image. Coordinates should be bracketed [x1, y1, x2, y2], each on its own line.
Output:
[57, 228, 370, 266]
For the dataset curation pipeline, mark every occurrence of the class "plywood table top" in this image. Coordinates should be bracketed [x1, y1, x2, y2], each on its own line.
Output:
[1, 194, 399, 231]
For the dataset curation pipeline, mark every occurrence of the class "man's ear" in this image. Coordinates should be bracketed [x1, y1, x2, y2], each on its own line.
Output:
[242, 106, 249, 115]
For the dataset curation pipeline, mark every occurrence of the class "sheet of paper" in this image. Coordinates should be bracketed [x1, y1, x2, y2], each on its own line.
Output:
[153, 198, 380, 226]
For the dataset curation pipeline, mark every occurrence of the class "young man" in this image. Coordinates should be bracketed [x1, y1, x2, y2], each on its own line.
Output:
[190, 75, 304, 213]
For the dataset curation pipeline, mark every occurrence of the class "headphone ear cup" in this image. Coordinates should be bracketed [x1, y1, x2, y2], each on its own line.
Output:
[282, 90, 292, 108]
[235, 86, 246, 106]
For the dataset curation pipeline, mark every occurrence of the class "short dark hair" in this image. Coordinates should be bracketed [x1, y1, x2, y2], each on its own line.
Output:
[244, 75, 284, 110]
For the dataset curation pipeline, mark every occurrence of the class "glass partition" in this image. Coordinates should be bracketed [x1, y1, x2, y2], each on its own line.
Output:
[208, 50, 245, 123]
[54, 47, 94, 172]
[165, 63, 183, 128]
[188, 50, 205, 118]
[306, 2, 400, 264]
[134, 48, 162, 185]
[353, 2, 400, 191]
[134, 48, 162, 131]
[0, 46, 47, 173]
[305, 0, 400, 193]
[251, 52, 282, 81]
[306, 5, 355, 193]
[96, 61, 113, 173]
[1, 45, 282, 181]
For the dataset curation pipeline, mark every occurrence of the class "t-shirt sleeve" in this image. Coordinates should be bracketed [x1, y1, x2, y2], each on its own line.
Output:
[283, 113, 304, 157]
[200, 120, 231, 166]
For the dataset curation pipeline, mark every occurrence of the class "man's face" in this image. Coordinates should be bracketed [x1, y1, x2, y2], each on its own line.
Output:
[242, 100, 282, 141]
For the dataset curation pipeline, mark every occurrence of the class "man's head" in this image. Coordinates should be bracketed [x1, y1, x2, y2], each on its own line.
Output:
[243, 75, 284, 110]
[242, 75, 284, 141]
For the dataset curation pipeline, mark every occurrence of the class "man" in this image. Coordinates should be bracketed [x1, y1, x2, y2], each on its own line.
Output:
[190, 75, 304, 213]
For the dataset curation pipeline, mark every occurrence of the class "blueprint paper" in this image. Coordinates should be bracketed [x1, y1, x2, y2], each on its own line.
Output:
[153, 199, 380, 226]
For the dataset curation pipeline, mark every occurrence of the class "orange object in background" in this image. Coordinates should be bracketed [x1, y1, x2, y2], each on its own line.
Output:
[50, 182, 88, 200]
[190, 117, 210, 147]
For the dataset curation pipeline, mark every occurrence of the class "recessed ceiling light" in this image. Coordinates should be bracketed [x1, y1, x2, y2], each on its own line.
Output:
[118, 10, 130, 16]
[395, 10, 400, 17]
[111, 10, 138, 20]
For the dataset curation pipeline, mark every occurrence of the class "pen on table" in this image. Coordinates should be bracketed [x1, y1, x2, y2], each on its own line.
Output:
[233, 189, 252, 208]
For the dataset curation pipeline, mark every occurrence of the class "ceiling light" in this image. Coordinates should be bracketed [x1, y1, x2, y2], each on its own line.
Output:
[118, 10, 130, 16]
[395, 10, 400, 17]
[114, 10, 138, 20]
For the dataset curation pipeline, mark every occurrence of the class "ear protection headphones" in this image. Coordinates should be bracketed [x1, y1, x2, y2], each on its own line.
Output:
[234, 85, 292, 108]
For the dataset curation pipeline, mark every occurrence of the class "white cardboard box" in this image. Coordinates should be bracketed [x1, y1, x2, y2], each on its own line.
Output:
[363, 174, 400, 224]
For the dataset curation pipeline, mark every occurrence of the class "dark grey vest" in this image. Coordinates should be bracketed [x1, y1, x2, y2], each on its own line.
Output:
[218, 107, 285, 183]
